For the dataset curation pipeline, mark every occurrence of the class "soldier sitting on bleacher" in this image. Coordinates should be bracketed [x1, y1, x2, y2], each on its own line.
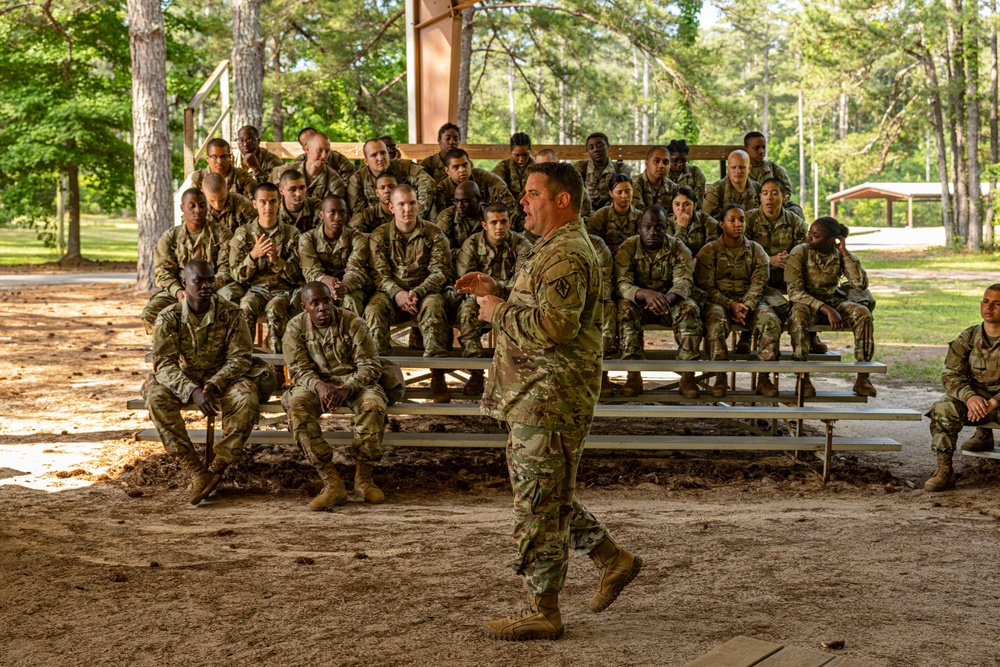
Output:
[270, 132, 347, 201]
[694, 204, 780, 399]
[586, 173, 643, 254]
[668, 186, 719, 259]
[190, 138, 257, 199]
[348, 172, 396, 234]
[276, 169, 321, 234]
[299, 195, 371, 318]
[434, 148, 516, 216]
[436, 180, 486, 256]
[348, 138, 437, 220]
[143, 259, 277, 505]
[202, 173, 255, 233]
[614, 204, 702, 399]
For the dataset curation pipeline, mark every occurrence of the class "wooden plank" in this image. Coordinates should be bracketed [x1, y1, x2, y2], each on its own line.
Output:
[960, 449, 1000, 460]
[823, 657, 882, 667]
[683, 636, 784, 667]
[755, 646, 838, 667]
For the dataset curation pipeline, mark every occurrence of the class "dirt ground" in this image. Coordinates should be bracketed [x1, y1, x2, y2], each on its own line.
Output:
[2, 284, 1000, 667]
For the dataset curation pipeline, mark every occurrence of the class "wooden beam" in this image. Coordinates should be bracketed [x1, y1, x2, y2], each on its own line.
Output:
[682, 637, 783, 667]
[886, 197, 894, 227]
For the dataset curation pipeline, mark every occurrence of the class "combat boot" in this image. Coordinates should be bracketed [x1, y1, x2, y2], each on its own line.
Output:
[678, 373, 700, 399]
[354, 461, 385, 504]
[430, 370, 451, 403]
[310, 462, 348, 510]
[798, 373, 816, 398]
[408, 327, 423, 350]
[924, 451, 956, 492]
[711, 373, 727, 398]
[809, 333, 829, 354]
[485, 593, 563, 641]
[600, 371, 616, 399]
[853, 373, 877, 397]
[621, 371, 644, 398]
[756, 374, 779, 398]
[734, 330, 752, 355]
[191, 457, 229, 505]
[267, 331, 282, 354]
[462, 369, 485, 396]
[961, 428, 995, 452]
[176, 450, 215, 506]
[587, 537, 643, 613]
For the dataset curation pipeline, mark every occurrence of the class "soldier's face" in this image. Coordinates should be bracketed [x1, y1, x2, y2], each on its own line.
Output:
[376, 178, 398, 205]
[439, 128, 461, 153]
[390, 191, 419, 228]
[253, 190, 280, 228]
[586, 137, 608, 163]
[365, 141, 390, 174]
[381, 137, 399, 159]
[760, 182, 785, 215]
[483, 213, 510, 244]
[308, 138, 330, 165]
[206, 145, 233, 175]
[806, 222, 833, 251]
[672, 193, 695, 219]
[610, 182, 633, 211]
[203, 190, 227, 211]
[646, 150, 668, 180]
[237, 129, 259, 156]
[511, 145, 531, 167]
[181, 193, 208, 227]
[299, 129, 316, 150]
[280, 178, 307, 210]
[745, 137, 767, 165]
[982, 290, 1000, 324]
[521, 173, 563, 236]
[321, 200, 348, 237]
[453, 190, 480, 216]
[639, 214, 666, 251]
[183, 265, 216, 305]
[445, 157, 471, 183]
[727, 153, 749, 185]
[302, 287, 335, 327]
[720, 207, 746, 241]
[668, 152, 688, 173]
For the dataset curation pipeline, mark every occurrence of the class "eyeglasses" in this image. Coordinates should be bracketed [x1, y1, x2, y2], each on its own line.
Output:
[206, 154, 232, 160]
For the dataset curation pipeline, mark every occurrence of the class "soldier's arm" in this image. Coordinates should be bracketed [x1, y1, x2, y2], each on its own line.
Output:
[282, 315, 324, 391]
[585, 210, 605, 238]
[343, 315, 383, 395]
[213, 227, 234, 289]
[669, 242, 694, 299]
[370, 233, 404, 298]
[743, 242, 770, 305]
[230, 229, 257, 285]
[236, 168, 256, 199]
[347, 211, 367, 233]
[153, 229, 181, 297]
[792, 217, 809, 246]
[841, 253, 869, 291]
[596, 243, 613, 302]
[700, 183, 721, 218]
[434, 208, 453, 244]
[484, 171, 516, 209]
[614, 242, 641, 302]
[237, 198, 256, 227]
[775, 163, 793, 195]
[785, 245, 824, 309]
[491, 160, 509, 183]
[630, 180, 645, 209]
[341, 232, 370, 293]
[404, 161, 438, 218]
[942, 330, 978, 403]
[693, 166, 707, 204]
[281, 229, 304, 285]
[205, 312, 254, 392]
[455, 236, 478, 279]
[327, 171, 347, 199]
[151, 310, 200, 402]
[694, 245, 727, 307]
[413, 231, 452, 298]
[298, 232, 325, 282]
[347, 173, 365, 213]
[491, 255, 587, 349]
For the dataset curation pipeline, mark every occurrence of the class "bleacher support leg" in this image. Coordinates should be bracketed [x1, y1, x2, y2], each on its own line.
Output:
[822, 420, 834, 482]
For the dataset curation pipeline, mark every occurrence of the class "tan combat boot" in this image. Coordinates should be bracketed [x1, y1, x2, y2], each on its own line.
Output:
[484, 593, 563, 641]
[734, 330, 752, 355]
[853, 373, 877, 397]
[430, 370, 451, 403]
[587, 537, 643, 613]
[176, 451, 215, 506]
[961, 428, 995, 452]
[809, 332, 829, 354]
[191, 457, 228, 506]
[600, 371, 616, 399]
[267, 332, 282, 354]
[756, 374, 779, 398]
[711, 373, 728, 398]
[924, 451, 956, 492]
[621, 371, 644, 398]
[310, 462, 348, 510]
[678, 372, 700, 399]
[408, 327, 423, 349]
[354, 461, 385, 504]
[798, 373, 816, 398]
[462, 369, 485, 396]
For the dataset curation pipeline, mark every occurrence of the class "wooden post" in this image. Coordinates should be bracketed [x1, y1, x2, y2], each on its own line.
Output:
[406, 0, 465, 143]
[183, 107, 196, 178]
[830, 198, 836, 217]
[886, 197, 894, 227]
[907, 196, 914, 228]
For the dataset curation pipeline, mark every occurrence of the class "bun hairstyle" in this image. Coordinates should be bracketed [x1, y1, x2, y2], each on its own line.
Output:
[608, 172, 633, 191]
[666, 139, 690, 154]
[720, 203, 745, 219]
[814, 216, 849, 238]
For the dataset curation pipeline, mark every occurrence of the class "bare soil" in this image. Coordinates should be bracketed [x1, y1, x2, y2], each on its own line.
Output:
[2, 284, 999, 667]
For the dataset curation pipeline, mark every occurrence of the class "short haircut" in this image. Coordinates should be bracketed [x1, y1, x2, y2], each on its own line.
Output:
[720, 203, 745, 219]
[237, 125, 259, 136]
[375, 171, 399, 186]
[987, 284, 1000, 293]
[363, 138, 386, 158]
[814, 216, 849, 238]
[298, 127, 318, 143]
[201, 173, 227, 193]
[301, 280, 331, 302]
[672, 186, 698, 204]
[642, 204, 668, 223]
[184, 258, 214, 278]
[254, 182, 279, 199]
[206, 137, 230, 153]
[760, 177, 786, 194]
[321, 194, 348, 208]
[378, 135, 396, 143]
[483, 202, 510, 218]
[608, 173, 633, 191]
[743, 131, 766, 145]
[525, 161, 584, 213]
[278, 169, 305, 186]
[646, 145, 668, 160]
[438, 122, 461, 139]
[535, 148, 559, 161]
[586, 132, 609, 146]
[444, 148, 470, 167]
[181, 187, 204, 201]
[510, 132, 531, 149]
[390, 183, 416, 201]
[666, 139, 690, 155]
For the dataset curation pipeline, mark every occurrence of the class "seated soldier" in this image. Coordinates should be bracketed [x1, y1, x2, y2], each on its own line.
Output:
[299, 195, 371, 318]
[434, 148, 516, 214]
[141, 188, 238, 334]
[276, 169, 321, 233]
[492, 132, 534, 230]
[143, 259, 277, 505]
[701, 149, 761, 220]
[669, 186, 719, 258]
[614, 205, 702, 398]
[574, 132, 633, 211]
[590, 232, 617, 398]
[454, 203, 532, 395]
[694, 204, 780, 398]
[786, 217, 876, 398]
[270, 132, 347, 200]
[744, 131, 805, 219]
[632, 145, 679, 211]
[229, 182, 304, 353]
[535, 148, 593, 218]
[421, 122, 462, 183]
[348, 138, 436, 220]
[436, 180, 486, 255]
[365, 184, 453, 403]
[190, 138, 257, 198]
[282, 282, 388, 510]
[349, 171, 396, 234]
[236, 125, 283, 184]
[666, 139, 707, 204]
[378, 135, 399, 160]
[924, 285, 1000, 492]
[296, 127, 356, 183]
[586, 173, 643, 254]
[202, 173, 256, 232]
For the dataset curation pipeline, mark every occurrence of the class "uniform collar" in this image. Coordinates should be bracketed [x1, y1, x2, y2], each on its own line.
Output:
[180, 297, 216, 327]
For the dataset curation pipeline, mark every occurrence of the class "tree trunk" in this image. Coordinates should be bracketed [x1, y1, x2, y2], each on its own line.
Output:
[232, 0, 264, 131]
[838, 88, 848, 191]
[641, 52, 649, 144]
[920, 47, 955, 244]
[798, 88, 806, 206]
[456, 8, 475, 138]
[762, 46, 770, 138]
[987, 0, 998, 247]
[947, 0, 970, 240]
[508, 58, 516, 135]
[966, 11, 982, 250]
[270, 36, 283, 142]
[65, 162, 81, 260]
[631, 49, 640, 144]
[128, 0, 173, 291]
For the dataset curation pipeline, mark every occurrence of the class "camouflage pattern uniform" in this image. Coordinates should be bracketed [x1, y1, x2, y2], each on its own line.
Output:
[299, 225, 372, 317]
[480, 218, 610, 596]
[419, 153, 449, 184]
[141, 223, 238, 334]
[589, 234, 617, 355]
[327, 151, 358, 184]
[277, 196, 321, 234]
[434, 169, 516, 216]
[206, 192, 256, 233]
[229, 220, 303, 344]
[785, 244, 873, 362]
[347, 160, 437, 220]
[585, 205, 643, 255]
[743, 206, 808, 319]
[631, 172, 679, 211]
[668, 163, 707, 204]
[694, 236, 780, 361]
[143, 296, 277, 464]
[365, 219, 452, 356]
[454, 230, 532, 358]
[348, 205, 393, 235]
[435, 205, 485, 267]
[928, 325, 1000, 453]
[614, 235, 702, 361]
[668, 211, 719, 259]
[749, 159, 804, 219]
[573, 159, 633, 210]
[191, 167, 257, 199]
[700, 178, 762, 220]
[270, 163, 346, 200]
[282, 310, 387, 467]
[492, 156, 534, 230]
[238, 146, 284, 184]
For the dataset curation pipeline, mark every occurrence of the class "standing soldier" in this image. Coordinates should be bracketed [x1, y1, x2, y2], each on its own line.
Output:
[276, 169, 321, 233]
[614, 205, 703, 398]
[695, 204, 780, 398]
[436, 180, 487, 259]
[283, 282, 388, 509]
[632, 146, 679, 211]
[420, 122, 462, 183]
[229, 182, 304, 353]
[299, 195, 371, 318]
[190, 138, 257, 199]
[701, 149, 760, 220]
[665, 139, 707, 204]
[434, 148, 516, 214]
[349, 172, 396, 234]
[235, 125, 283, 184]
[573, 132, 633, 211]
[202, 173, 256, 233]
[271, 132, 347, 200]
[586, 173, 643, 254]
[924, 285, 1000, 491]
[143, 259, 276, 505]
[744, 131, 805, 219]
[347, 138, 436, 220]
[668, 186, 719, 259]
[492, 132, 534, 230]
[456, 161, 642, 641]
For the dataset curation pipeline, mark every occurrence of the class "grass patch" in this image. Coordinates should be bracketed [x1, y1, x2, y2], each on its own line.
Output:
[0, 215, 138, 265]
[855, 246, 1000, 271]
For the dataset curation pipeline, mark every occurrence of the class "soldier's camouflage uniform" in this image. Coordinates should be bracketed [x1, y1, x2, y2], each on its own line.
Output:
[701, 177, 762, 220]
[229, 220, 303, 343]
[365, 219, 452, 356]
[270, 163, 346, 201]
[238, 146, 284, 184]
[589, 234, 617, 355]
[348, 205, 393, 235]
[492, 156, 534, 230]
[749, 159, 804, 219]
[785, 244, 873, 362]
[327, 151, 358, 184]
[614, 235, 702, 361]
[419, 152, 449, 184]
[694, 236, 780, 361]
[206, 192, 256, 233]
[480, 218, 611, 596]
[631, 172, 679, 211]
[743, 206, 808, 319]
[277, 196, 321, 234]
[299, 225, 372, 317]
[141, 222, 239, 334]
[191, 167, 257, 199]
[282, 310, 387, 467]
[585, 204, 643, 255]
[573, 159, 632, 211]
[434, 169, 516, 217]
[668, 163, 707, 204]
[454, 230, 532, 358]
[347, 160, 437, 220]
[668, 211, 719, 259]
[927, 324, 1000, 453]
[143, 296, 277, 464]
[435, 205, 485, 262]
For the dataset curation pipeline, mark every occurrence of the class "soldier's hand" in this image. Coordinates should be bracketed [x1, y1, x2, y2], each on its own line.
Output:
[332, 280, 347, 300]
[192, 386, 219, 418]
[729, 301, 750, 325]
[834, 236, 848, 256]
[639, 289, 671, 315]
[477, 295, 504, 322]
[675, 210, 692, 228]
[250, 234, 273, 260]
[243, 151, 261, 172]
[769, 252, 788, 269]
[320, 276, 338, 293]
[176, 290, 186, 302]
[967, 395, 993, 422]
[456, 272, 499, 297]
[821, 304, 845, 331]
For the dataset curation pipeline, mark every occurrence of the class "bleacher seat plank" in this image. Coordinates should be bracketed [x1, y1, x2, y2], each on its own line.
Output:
[682, 636, 783, 667]
[960, 449, 1000, 460]
[755, 646, 842, 667]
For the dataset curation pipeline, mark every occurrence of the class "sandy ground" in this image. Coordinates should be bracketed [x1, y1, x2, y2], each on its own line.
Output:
[2, 284, 1000, 667]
